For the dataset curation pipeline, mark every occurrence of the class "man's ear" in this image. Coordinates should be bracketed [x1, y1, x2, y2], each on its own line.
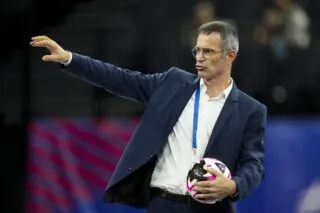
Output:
[226, 51, 237, 64]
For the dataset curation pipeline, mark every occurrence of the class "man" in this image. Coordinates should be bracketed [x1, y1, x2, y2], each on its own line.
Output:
[30, 21, 267, 213]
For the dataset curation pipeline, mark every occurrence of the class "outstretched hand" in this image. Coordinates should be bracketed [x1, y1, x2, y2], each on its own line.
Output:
[193, 165, 237, 200]
[30, 35, 70, 64]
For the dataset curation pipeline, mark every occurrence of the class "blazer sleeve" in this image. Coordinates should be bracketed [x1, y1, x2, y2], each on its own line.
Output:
[61, 52, 170, 103]
[231, 104, 267, 201]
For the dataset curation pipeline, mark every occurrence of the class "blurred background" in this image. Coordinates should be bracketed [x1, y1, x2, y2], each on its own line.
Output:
[1, 0, 320, 212]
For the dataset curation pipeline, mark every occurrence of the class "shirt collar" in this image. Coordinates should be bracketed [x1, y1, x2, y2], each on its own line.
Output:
[199, 78, 233, 100]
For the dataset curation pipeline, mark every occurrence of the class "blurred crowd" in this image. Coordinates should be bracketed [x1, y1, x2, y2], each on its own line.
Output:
[1, 0, 319, 116]
[130, 0, 320, 115]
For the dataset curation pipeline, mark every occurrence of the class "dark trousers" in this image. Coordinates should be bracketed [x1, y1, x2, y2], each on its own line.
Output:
[147, 196, 236, 213]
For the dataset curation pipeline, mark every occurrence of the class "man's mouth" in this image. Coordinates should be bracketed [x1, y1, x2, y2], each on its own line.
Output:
[196, 65, 205, 72]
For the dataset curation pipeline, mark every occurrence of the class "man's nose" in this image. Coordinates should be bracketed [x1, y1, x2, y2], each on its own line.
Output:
[196, 51, 206, 60]
[196, 55, 205, 62]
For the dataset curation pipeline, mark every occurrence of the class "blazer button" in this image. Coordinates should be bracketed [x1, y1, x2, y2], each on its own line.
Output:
[128, 167, 132, 171]
[149, 154, 153, 157]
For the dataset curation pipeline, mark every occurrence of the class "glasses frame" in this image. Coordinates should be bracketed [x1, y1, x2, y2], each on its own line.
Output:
[191, 47, 226, 58]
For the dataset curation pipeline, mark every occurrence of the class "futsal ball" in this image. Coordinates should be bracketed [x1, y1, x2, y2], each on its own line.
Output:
[186, 158, 232, 204]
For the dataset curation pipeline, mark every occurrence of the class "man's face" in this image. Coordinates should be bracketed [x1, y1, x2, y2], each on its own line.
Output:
[194, 33, 235, 80]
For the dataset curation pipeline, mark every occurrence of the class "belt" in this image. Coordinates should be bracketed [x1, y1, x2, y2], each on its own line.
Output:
[151, 187, 199, 205]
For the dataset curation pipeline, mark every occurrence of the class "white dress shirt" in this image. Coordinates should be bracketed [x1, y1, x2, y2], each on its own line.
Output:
[150, 78, 233, 195]
[62, 51, 73, 65]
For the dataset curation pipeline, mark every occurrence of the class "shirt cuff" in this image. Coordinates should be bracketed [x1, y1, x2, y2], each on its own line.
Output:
[62, 51, 72, 66]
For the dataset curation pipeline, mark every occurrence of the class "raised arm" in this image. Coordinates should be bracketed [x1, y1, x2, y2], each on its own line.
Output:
[30, 36, 169, 103]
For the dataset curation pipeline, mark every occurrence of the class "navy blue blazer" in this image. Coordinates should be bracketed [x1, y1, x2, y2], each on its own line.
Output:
[63, 53, 267, 212]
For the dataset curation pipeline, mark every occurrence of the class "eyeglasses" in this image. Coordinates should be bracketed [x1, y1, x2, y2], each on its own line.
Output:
[191, 47, 221, 58]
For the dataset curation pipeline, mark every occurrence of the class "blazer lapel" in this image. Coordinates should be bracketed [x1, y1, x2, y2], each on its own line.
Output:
[204, 84, 239, 156]
[166, 76, 200, 131]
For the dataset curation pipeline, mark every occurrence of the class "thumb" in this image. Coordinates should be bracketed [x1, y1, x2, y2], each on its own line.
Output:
[42, 54, 59, 62]
[203, 165, 222, 176]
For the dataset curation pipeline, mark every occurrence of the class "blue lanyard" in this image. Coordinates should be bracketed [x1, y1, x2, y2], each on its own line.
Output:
[192, 85, 201, 151]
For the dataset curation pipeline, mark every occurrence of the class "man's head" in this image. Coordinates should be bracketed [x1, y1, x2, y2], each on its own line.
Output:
[193, 20, 239, 80]
[275, 0, 293, 10]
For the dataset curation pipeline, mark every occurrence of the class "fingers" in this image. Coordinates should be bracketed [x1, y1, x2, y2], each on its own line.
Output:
[30, 35, 67, 63]
[30, 39, 53, 49]
[193, 186, 216, 194]
[30, 36, 58, 52]
[204, 165, 222, 176]
[195, 193, 219, 199]
[193, 185, 223, 200]
[42, 55, 59, 62]
[194, 187, 222, 200]
[194, 181, 214, 187]
[188, 178, 198, 186]
[31, 35, 51, 42]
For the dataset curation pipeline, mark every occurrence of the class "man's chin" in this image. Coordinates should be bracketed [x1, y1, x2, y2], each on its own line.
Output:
[197, 71, 206, 78]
